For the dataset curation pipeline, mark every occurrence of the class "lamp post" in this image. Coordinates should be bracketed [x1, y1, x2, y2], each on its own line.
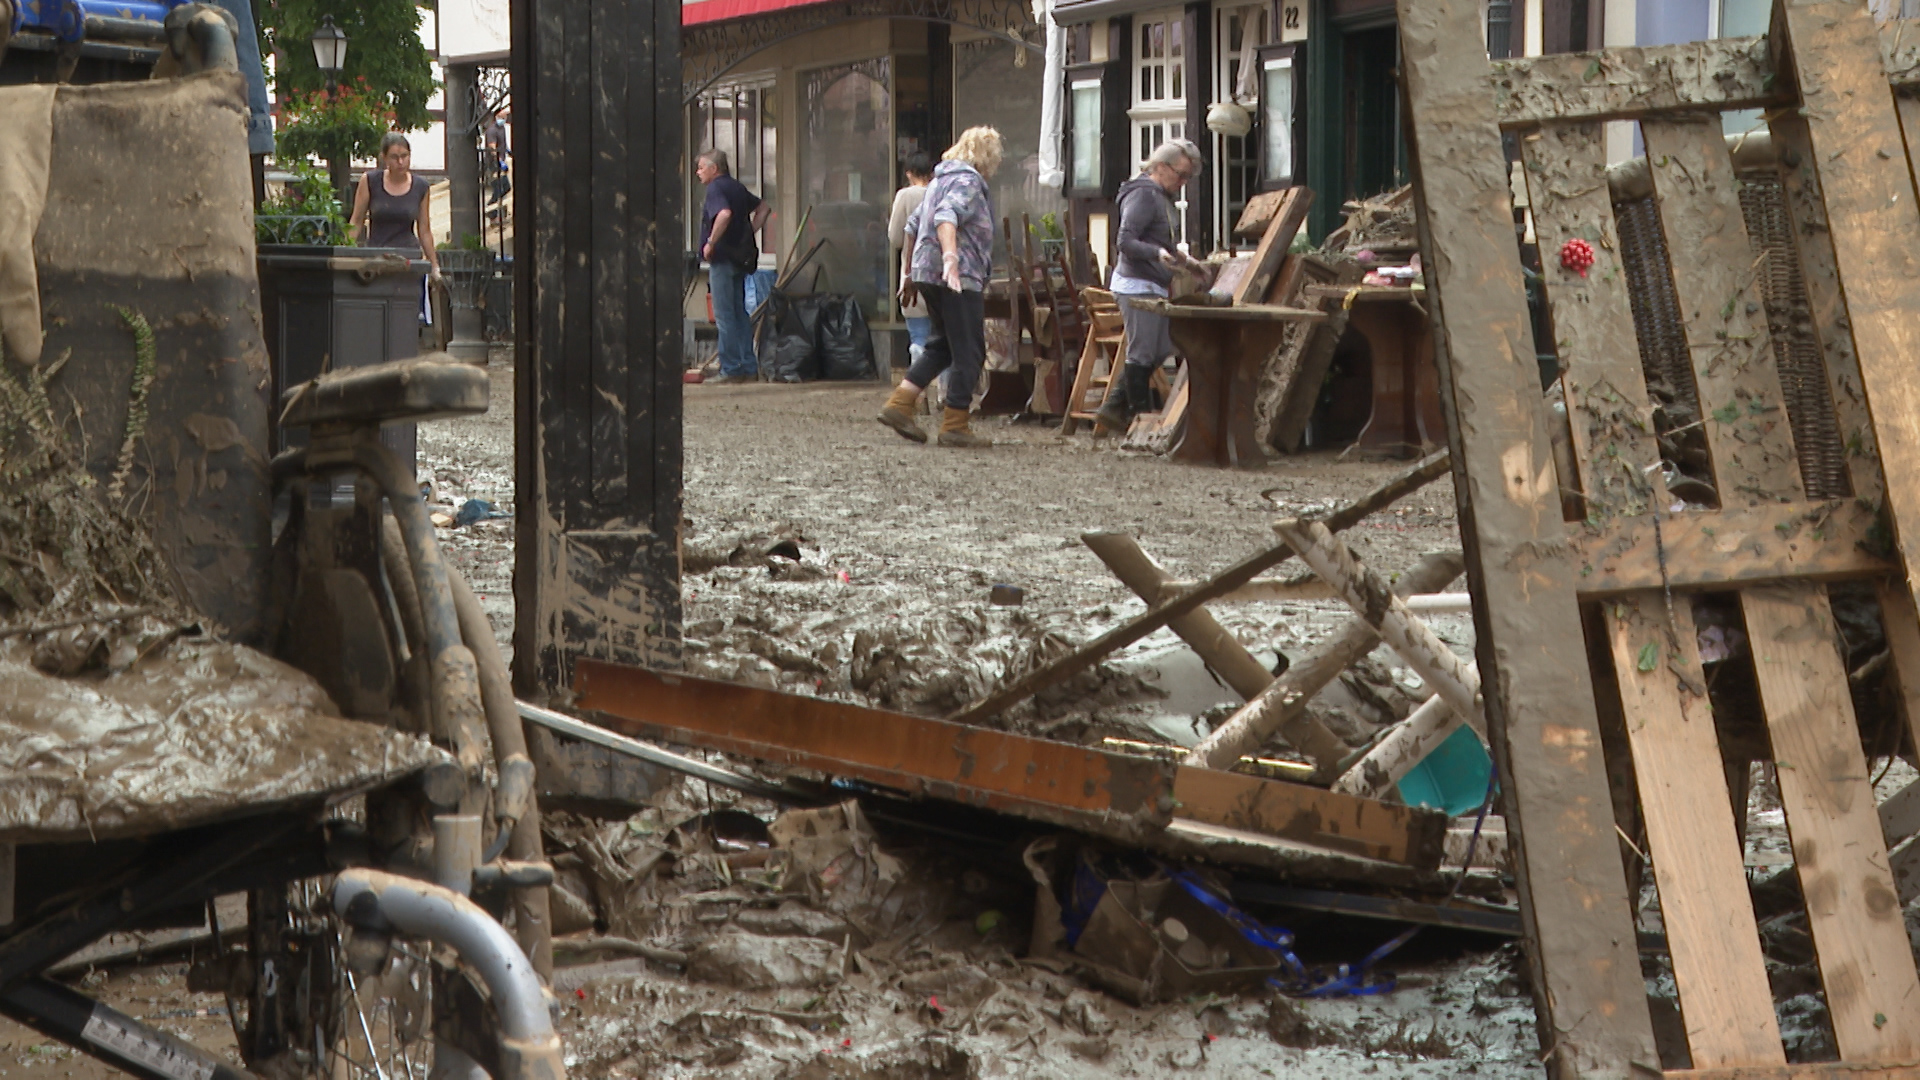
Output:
[309, 15, 350, 227]
[310, 15, 347, 95]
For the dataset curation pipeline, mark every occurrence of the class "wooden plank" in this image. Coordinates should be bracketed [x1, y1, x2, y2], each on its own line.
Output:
[1745, 585, 1920, 1059]
[949, 449, 1451, 723]
[1777, 5, 1920, 634]
[1492, 36, 1781, 126]
[1492, 21, 1920, 127]
[1232, 189, 1292, 240]
[1607, 597, 1783, 1065]
[1666, 1065, 1920, 1079]
[1183, 551, 1465, 773]
[1643, 92, 1920, 1062]
[1770, 110, 1920, 774]
[1081, 532, 1274, 700]
[1234, 188, 1312, 306]
[1397, 0, 1660, 1072]
[1331, 693, 1467, 800]
[1565, 500, 1893, 596]
[1170, 765, 1447, 869]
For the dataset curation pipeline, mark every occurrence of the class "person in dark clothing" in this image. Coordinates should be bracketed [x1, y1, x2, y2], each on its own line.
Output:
[696, 148, 772, 383]
[349, 132, 439, 325]
[1097, 138, 1210, 433]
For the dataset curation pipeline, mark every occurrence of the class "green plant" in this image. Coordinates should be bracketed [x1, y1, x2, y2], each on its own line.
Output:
[255, 163, 354, 245]
[274, 77, 396, 172]
[1036, 212, 1066, 241]
[438, 232, 491, 253]
[259, 0, 435, 132]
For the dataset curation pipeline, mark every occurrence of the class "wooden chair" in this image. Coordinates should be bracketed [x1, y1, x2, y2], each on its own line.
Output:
[1059, 288, 1125, 434]
[1402, 1, 1920, 1074]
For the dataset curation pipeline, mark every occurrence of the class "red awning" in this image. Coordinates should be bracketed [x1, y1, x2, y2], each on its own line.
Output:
[682, 0, 836, 25]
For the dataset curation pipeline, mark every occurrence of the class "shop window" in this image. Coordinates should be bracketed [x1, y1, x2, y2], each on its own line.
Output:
[798, 58, 893, 320]
[1258, 44, 1301, 188]
[952, 36, 1065, 270]
[1070, 78, 1102, 192]
[687, 79, 778, 259]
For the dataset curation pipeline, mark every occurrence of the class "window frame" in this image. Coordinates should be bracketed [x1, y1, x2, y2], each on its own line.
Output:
[1256, 42, 1304, 191]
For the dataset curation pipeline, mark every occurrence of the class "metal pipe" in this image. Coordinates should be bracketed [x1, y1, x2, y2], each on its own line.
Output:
[81, 14, 164, 43]
[0, 975, 258, 1080]
[332, 870, 564, 1080]
[514, 699, 795, 802]
[446, 562, 552, 979]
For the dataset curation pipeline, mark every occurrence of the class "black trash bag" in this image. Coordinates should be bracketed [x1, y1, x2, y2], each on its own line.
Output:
[816, 295, 876, 381]
[757, 292, 823, 383]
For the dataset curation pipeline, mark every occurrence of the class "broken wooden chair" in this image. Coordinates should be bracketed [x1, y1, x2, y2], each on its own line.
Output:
[1402, 0, 1920, 1072]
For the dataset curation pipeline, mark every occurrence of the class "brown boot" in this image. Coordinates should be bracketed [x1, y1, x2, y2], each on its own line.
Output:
[876, 383, 928, 443]
[937, 406, 992, 448]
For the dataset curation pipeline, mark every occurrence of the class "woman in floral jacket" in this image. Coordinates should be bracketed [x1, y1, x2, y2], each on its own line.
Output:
[876, 126, 1003, 449]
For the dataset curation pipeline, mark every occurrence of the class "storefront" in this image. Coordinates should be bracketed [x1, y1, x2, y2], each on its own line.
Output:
[681, 0, 1051, 346]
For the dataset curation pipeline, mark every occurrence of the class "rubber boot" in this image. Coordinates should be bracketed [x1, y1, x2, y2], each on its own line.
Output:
[876, 383, 928, 443]
[1125, 363, 1156, 415]
[937, 406, 992, 448]
[1092, 370, 1132, 434]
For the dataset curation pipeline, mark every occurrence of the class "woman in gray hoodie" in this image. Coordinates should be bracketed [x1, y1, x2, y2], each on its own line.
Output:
[1097, 139, 1211, 433]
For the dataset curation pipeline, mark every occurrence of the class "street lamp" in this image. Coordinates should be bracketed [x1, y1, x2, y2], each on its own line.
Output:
[310, 15, 347, 94]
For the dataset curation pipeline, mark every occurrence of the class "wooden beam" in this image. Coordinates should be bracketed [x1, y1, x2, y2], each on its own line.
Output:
[948, 449, 1451, 724]
[1565, 500, 1894, 597]
[1492, 36, 1781, 126]
[1397, 0, 1660, 1071]
[1776, 14, 1920, 783]
[1491, 21, 1920, 127]
[1272, 520, 1486, 733]
[1882, 778, 1920, 846]
[1524, 116, 1783, 1069]
[1234, 187, 1313, 306]
[1170, 765, 1446, 869]
[1330, 693, 1469, 801]
[1181, 551, 1465, 773]
[1664, 1065, 1920, 1079]
[1081, 532, 1274, 701]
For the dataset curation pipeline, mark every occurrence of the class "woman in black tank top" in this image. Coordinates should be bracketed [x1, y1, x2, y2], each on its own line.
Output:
[349, 132, 440, 280]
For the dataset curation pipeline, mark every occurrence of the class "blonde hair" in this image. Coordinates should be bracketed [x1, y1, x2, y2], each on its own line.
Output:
[943, 126, 1004, 178]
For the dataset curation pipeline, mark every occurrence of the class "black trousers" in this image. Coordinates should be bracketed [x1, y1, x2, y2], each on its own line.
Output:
[903, 283, 986, 410]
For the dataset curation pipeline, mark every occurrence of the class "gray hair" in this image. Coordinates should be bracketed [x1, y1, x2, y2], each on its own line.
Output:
[697, 147, 731, 174]
[1147, 138, 1203, 176]
[379, 132, 411, 157]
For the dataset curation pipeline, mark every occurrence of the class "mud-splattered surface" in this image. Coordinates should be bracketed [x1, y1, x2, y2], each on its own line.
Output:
[419, 369, 1470, 751]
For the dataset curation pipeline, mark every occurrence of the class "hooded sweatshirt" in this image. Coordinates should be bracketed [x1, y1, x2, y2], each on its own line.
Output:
[1111, 173, 1178, 291]
[904, 159, 995, 293]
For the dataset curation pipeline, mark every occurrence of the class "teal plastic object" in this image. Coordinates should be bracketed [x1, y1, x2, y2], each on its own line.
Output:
[1394, 724, 1493, 817]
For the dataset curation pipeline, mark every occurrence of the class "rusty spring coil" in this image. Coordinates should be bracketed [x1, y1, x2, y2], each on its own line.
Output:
[1612, 184, 1850, 500]
[1735, 168, 1850, 500]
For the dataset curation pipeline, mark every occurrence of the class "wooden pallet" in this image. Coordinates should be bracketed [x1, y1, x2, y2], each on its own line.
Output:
[1400, 0, 1920, 1075]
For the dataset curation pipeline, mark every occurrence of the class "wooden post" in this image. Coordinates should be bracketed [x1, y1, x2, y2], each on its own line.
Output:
[511, 0, 685, 696]
[1081, 532, 1275, 701]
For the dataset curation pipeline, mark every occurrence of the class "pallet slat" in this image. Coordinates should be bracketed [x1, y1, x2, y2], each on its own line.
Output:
[1565, 500, 1893, 596]
[1396, 1, 1661, 1071]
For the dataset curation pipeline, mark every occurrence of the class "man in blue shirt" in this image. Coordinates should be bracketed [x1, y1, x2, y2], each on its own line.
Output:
[696, 149, 771, 383]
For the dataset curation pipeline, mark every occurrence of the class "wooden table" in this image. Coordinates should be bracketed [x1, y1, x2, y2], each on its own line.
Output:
[1139, 300, 1327, 468]
[1304, 285, 1446, 458]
